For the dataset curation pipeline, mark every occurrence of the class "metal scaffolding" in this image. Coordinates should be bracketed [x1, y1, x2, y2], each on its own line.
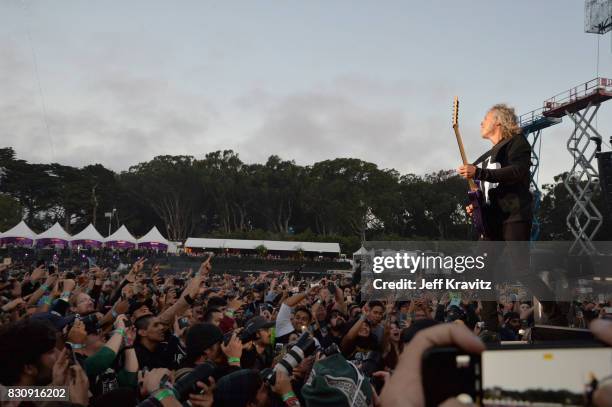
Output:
[519, 109, 562, 241]
[542, 77, 612, 253]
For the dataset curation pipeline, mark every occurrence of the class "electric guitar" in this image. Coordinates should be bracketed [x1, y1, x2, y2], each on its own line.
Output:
[452, 96, 488, 238]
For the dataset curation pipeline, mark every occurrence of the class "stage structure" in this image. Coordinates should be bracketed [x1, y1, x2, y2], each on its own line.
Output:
[519, 109, 562, 241]
[519, 1, 612, 249]
[543, 78, 612, 253]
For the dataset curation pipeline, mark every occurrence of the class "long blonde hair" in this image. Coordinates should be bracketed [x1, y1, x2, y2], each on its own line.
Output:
[489, 104, 521, 140]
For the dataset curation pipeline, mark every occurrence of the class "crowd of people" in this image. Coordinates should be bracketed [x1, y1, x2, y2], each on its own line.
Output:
[0, 252, 611, 407]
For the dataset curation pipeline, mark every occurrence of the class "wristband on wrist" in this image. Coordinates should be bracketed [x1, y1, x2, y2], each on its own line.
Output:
[227, 356, 240, 364]
[66, 342, 85, 349]
[111, 309, 118, 319]
[153, 388, 175, 402]
[40, 284, 49, 292]
[113, 328, 127, 337]
[123, 335, 134, 347]
[225, 309, 235, 318]
[41, 296, 52, 305]
[284, 397, 300, 407]
[282, 391, 296, 402]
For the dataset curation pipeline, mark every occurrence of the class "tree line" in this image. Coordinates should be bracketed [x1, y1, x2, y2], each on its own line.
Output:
[0, 147, 609, 253]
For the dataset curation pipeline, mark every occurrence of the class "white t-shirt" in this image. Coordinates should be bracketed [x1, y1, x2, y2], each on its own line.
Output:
[275, 302, 294, 337]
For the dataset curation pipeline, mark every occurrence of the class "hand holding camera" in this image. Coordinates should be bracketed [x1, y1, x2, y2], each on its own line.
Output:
[188, 378, 216, 407]
[221, 332, 243, 360]
[67, 319, 88, 345]
[114, 314, 128, 330]
[139, 368, 174, 397]
[271, 370, 293, 397]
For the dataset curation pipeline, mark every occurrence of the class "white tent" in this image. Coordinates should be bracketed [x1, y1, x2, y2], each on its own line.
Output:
[105, 225, 137, 247]
[0, 220, 37, 242]
[353, 246, 369, 256]
[184, 238, 340, 254]
[36, 222, 72, 242]
[71, 223, 105, 246]
[137, 226, 169, 248]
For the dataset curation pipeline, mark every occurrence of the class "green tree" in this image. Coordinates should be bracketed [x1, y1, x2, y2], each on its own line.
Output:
[0, 194, 22, 231]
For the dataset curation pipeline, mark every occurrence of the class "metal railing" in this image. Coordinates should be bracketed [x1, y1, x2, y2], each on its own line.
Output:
[543, 77, 612, 112]
[519, 107, 546, 128]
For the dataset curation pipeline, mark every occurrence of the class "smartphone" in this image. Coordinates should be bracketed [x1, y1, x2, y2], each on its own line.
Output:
[422, 344, 612, 407]
[64, 343, 78, 366]
[48, 265, 55, 274]
[178, 317, 190, 330]
[327, 281, 336, 295]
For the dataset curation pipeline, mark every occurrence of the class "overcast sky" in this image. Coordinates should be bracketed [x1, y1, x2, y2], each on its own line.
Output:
[1, 0, 611, 187]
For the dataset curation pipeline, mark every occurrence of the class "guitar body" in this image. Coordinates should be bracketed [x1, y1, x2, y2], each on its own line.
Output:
[452, 97, 488, 239]
[467, 183, 487, 238]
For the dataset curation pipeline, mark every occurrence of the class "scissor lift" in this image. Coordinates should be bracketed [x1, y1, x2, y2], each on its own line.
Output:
[542, 78, 612, 253]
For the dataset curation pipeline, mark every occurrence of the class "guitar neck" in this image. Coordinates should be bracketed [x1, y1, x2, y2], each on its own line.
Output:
[453, 124, 478, 190]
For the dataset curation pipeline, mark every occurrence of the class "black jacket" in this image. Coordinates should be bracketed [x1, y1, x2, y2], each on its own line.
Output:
[474, 134, 532, 227]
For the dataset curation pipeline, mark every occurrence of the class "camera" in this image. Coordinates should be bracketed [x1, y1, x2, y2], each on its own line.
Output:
[261, 332, 316, 385]
[172, 362, 216, 401]
[75, 313, 100, 333]
[222, 329, 252, 346]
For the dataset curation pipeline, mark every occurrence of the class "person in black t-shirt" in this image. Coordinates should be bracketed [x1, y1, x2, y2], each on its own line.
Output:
[134, 315, 183, 370]
[240, 316, 275, 371]
[458, 103, 532, 241]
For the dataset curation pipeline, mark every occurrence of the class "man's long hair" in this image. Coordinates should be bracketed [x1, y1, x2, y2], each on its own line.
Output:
[489, 104, 521, 140]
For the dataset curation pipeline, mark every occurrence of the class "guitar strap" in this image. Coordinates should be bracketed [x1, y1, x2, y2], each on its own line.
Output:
[471, 135, 515, 166]
[471, 150, 492, 167]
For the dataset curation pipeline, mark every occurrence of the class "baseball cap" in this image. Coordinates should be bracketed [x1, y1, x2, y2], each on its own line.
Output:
[185, 323, 223, 358]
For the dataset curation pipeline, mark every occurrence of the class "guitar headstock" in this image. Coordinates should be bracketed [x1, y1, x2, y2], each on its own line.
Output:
[452, 96, 459, 128]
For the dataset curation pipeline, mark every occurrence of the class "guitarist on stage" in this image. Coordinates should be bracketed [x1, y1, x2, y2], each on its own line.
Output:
[457, 103, 532, 241]
[457, 104, 534, 336]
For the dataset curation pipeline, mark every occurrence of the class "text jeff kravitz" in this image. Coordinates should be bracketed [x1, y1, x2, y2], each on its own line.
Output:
[372, 278, 492, 290]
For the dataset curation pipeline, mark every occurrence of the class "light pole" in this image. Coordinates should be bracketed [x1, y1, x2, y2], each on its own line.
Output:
[106, 207, 116, 237]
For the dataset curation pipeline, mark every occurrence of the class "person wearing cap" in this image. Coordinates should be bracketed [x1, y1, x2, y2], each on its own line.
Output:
[177, 323, 243, 381]
[240, 316, 275, 371]
[212, 369, 270, 407]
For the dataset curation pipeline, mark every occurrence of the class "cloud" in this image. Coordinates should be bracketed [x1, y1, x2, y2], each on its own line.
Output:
[239, 76, 472, 177]
[1, 33, 604, 188]
[0, 37, 218, 171]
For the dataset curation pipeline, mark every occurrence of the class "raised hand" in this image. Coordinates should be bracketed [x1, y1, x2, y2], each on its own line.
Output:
[52, 348, 70, 386]
[198, 254, 213, 275]
[30, 265, 46, 282]
[221, 332, 242, 359]
[68, 364, 90, 406]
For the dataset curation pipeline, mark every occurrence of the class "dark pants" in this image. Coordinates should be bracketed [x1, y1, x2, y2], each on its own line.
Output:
[481, 222, 531, 333]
